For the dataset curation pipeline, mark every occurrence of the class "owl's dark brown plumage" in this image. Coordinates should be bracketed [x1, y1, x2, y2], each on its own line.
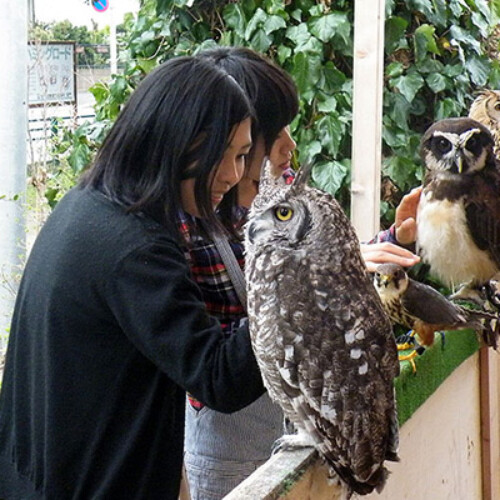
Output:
[417, 118, 500, 291]
[245, 162, 399, 498]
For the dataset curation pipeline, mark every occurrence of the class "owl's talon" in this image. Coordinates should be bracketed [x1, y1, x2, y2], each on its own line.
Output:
[449, 283, 484, 305]
[396, 330, 419, 351]
[272, 431, 316, 454]
[397, 342, 414, 351]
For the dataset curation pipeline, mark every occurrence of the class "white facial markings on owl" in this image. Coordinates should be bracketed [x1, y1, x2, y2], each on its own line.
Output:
[433, 130, 459, 148]
[430, 128, 489, 174]
[433, 128, 481, 151]
[459, 128, 489, 172]
[350, 348, 362, 360]
[425, 150, 446, 172]
[459, 128, 482, 148]
[464, 143, 490, 173]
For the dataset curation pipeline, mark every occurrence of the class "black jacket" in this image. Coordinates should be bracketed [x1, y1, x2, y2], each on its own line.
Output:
[0, 186, 264, 499]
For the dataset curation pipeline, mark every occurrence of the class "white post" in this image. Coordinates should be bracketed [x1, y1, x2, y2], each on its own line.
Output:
[350, 0, 386, 241]
[28, 0, 35, 24]
[109, 3, 118, 75]
[0, 2, 27, 347]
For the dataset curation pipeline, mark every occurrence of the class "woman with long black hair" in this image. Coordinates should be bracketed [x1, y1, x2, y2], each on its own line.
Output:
[0, 56, 263, 500]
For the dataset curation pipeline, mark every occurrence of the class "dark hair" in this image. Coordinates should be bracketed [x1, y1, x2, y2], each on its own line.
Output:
[80, 56, 252, 231]
[196, 47, 299, 153]
[196, 47, 298, 230]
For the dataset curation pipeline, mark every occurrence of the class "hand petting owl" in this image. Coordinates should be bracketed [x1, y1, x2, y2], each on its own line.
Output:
[245, 161, 399, 498]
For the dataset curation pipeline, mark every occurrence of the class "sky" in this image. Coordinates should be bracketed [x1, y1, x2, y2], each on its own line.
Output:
[33, 0, 140, 28]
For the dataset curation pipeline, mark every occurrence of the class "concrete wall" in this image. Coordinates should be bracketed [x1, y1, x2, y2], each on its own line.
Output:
[226, 351, 500, 500]
[364, 354, 483, 500]
[76, 67, 111, 93]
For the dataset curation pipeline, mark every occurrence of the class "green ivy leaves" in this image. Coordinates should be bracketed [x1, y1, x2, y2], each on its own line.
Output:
[50, 0, 500, 231]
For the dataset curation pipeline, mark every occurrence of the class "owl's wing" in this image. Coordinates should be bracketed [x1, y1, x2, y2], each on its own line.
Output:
[465, 171, 500, 269]
[276, 258, 399, 415]
[401, 279, 465, 325]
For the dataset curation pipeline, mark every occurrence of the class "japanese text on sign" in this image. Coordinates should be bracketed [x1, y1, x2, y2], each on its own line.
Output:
[28, 42, 76, 106]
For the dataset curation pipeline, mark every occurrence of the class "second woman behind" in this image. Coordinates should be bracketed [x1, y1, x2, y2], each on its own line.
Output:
[182, 47, 299, 500]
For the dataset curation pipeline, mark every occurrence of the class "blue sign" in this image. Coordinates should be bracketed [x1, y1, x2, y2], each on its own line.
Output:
[92, 0, 109, 12]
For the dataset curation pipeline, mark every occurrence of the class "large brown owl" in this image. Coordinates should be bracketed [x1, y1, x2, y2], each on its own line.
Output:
[469, 90, 500, 158]
[417, 118, 500, 294]
[244, 161, 399, 498]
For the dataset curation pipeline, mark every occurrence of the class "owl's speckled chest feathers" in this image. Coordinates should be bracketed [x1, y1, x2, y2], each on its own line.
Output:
[246, 243, 398, 420]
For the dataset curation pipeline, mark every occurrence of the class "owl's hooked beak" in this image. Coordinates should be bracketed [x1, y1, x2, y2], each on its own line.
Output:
[455, 154, 464, 174]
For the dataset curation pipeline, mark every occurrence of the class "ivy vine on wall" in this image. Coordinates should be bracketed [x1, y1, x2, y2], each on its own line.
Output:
[49, 0, 500, 229]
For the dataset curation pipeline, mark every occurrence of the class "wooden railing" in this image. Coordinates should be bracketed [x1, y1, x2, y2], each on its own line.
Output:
[224, 331, 500, 500]
[225, 447, 341, 500]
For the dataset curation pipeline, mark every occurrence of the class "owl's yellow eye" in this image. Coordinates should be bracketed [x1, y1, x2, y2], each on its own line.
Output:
[275, 206, 293, 221]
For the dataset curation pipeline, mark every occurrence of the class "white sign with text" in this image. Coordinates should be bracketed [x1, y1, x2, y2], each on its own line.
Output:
[28, 42, 76, 106]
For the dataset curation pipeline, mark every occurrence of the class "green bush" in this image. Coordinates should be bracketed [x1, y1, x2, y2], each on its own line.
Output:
[51, 0, 500, 227]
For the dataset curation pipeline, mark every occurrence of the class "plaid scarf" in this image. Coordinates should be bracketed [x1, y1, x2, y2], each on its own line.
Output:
[179, 168, 295, 410]
[178, 209, 247, 334]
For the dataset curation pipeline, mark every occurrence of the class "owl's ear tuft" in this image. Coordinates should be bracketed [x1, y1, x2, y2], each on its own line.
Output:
[293, 162, 314, 188]
[258, 158, 289, 193]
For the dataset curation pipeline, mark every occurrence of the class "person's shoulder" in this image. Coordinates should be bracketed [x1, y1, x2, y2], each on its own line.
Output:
[66, 186, 181, 253]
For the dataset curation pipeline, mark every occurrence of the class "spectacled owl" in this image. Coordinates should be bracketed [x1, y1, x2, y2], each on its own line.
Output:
[469, 90, 500, 158]
[244, 161, 399, 498]
[417, 118, 500, 292]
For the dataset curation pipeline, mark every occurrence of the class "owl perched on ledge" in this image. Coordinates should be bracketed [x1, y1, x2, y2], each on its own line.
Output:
[245, 161, 399, 498]
[469, 89, 500, 159]
[417, 117, 500, 292]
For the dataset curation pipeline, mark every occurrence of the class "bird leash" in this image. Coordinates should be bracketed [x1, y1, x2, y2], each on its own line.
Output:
[199, 155, 272, 311]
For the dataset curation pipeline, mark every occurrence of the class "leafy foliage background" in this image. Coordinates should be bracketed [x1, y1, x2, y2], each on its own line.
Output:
[30, 20, 111, 66]
[50, 0, 500, 228]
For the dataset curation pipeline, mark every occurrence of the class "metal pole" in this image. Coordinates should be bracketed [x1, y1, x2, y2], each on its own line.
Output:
[109, 2, 118, 74]
[28, 0, 35, 25]
[350, 0, 385, 241]
[0, 2, 27, 348]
